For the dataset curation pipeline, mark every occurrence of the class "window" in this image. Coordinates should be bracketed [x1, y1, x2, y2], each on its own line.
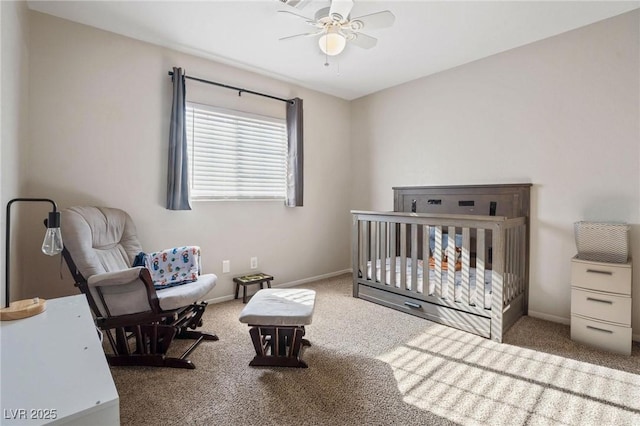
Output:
[185, 102, 287, 200]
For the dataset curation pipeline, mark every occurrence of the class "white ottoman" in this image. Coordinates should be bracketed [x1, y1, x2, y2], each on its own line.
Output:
[239, 288, 316, 368]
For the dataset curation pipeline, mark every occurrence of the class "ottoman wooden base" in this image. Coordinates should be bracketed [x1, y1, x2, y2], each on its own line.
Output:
[248, 325, 311, 368]
[239, 289, 316, 368]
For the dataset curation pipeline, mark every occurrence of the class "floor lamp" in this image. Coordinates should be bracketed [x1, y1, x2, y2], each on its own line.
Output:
[0, 198, 63, 321]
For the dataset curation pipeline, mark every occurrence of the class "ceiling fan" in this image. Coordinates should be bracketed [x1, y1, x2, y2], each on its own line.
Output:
[278, 0, 395, 57]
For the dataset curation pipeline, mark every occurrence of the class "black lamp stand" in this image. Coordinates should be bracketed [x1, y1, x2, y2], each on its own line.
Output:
[1, 198, 60, 321]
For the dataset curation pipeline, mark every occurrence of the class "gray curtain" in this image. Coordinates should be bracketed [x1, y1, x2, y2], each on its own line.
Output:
[166, 67, 191, 210]
[285, 97, 304, 207]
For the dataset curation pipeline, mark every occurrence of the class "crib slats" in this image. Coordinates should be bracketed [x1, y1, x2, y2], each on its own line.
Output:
[389, 223, 396, 287]
[518, 225, 525, 297]
[362, 221, 370, 280]
[509, 226, 516, 302]
[411, 223, 418, 292]
[445, 226, 456, 300]
[517, 227, 522, 294]
[380, 222, 387, 286]
[423, 225, 429, 295]
[508, 225, 517, 302]
[475, 229, 485, 308]
[512, 226, 518, 301]
[518, 225, 524, 297]
[461, 227, 470, 305]
[515, 226, 521, 297]
[490, 224, 504, 342]
[369, 222, 380, 281]
[400, 224, 407, 289]
[504, 226, 511, 302]
[434, 226, 443, 297]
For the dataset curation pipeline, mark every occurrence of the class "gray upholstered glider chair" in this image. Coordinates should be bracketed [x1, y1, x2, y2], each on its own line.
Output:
[60, 206, 218, 369]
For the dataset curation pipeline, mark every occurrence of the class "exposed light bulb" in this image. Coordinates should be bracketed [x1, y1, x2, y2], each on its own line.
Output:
[42, 227, 63, 256]
[42, 211, 63, 256]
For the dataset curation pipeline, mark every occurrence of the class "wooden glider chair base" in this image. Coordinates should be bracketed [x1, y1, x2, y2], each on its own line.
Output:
[97, 301, 218, 370]
[239, 289, 316, 368]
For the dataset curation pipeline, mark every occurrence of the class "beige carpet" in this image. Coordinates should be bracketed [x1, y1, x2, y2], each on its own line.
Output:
[111, 274, 640, 426]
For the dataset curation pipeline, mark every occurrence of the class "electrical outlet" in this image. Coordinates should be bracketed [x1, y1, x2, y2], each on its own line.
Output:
[250, 257, 258, 269]
[222, 260, 230, 273]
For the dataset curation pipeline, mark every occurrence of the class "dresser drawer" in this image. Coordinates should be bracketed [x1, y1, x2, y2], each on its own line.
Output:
[570, 315, 632, 355]
[570, 258, 631, 294]
[570, 288, 631, 325]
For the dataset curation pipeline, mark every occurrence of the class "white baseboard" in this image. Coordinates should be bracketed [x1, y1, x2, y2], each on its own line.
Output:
[527, 310, 571, 325]
[205, 294, 239, 304]
[272, 269, 352, 288]
[205, 269, 352, 305]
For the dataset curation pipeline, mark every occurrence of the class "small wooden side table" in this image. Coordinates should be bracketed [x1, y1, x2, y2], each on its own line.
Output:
[233, 273, 274, 303]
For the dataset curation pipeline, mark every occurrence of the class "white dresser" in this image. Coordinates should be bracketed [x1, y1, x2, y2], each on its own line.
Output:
[0, 295, 120, 425]
[570, 256, 632, 355]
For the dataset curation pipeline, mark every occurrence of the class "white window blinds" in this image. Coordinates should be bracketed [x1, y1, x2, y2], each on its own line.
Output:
[186, 103, 287, 200]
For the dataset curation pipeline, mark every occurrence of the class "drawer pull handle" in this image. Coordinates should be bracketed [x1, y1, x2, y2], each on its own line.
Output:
[586, 325, 613, 334]
[586, 297, 613, 305]
[404, 301, 422, 309]
[586, 269, 613, 276]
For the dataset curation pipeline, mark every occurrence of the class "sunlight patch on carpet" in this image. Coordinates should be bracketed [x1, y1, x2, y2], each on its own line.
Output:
[376, 326, 640, 425]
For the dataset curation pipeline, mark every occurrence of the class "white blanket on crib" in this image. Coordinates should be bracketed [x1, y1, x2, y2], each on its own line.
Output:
[366, 257, 493, 309]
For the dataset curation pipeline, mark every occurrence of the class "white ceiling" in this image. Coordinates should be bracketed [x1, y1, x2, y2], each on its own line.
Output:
[27, 1, 640, 100]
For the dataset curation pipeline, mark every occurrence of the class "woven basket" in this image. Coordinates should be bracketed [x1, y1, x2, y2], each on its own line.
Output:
[574, 221, 630, 263]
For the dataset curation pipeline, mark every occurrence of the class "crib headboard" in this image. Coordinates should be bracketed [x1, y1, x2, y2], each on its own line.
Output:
[393, 184, 531, 218]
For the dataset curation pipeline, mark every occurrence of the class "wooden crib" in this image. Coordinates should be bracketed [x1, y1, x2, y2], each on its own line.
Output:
[351, 184, 531, 342]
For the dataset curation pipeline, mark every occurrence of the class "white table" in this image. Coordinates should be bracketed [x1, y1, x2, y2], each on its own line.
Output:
[1, 295, 119, 425]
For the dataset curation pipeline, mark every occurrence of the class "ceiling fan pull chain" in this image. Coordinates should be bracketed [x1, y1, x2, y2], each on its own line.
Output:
[325, 34, 330, 62]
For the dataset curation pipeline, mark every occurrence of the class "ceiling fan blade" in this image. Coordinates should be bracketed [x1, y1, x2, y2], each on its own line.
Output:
[349, 11, 395, 31]
[348, 32, 377, 49]
[277, 10, 315, 24]
[329, 0, 354, 22]
[279, 31, 323, 41]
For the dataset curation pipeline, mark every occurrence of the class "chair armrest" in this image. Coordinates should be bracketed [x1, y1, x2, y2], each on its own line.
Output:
[87, 267, 146, 287]
[87, 267, 162, 315]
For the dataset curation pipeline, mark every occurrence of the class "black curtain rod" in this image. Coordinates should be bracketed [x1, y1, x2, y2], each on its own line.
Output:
[168, 71, 293, 104]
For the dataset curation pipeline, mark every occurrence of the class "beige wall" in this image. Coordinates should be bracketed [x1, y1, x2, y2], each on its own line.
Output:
[1, 0, 31, 305]
[22, 11, 352, 302]
[351, 10, 640, 337]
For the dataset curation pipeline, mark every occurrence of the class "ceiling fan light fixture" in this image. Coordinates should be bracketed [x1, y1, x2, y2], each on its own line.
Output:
[280, 1, 393, 57]
[318, 29, 346, 56]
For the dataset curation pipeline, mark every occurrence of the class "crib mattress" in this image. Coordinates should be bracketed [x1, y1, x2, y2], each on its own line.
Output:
[366, 257, 492, 309]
